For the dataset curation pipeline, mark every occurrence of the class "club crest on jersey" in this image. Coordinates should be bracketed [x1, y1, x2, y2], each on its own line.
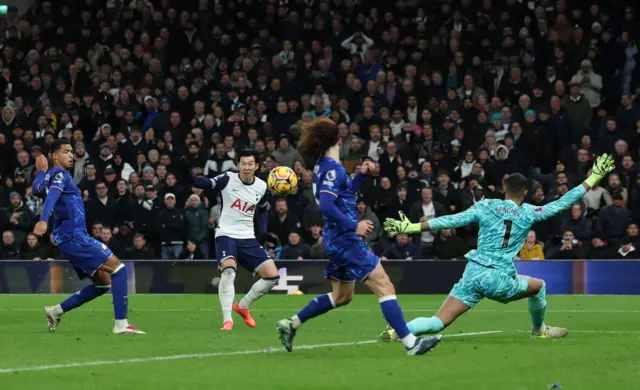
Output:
[230, 198, 256, 214]
[534, 206, 543, 214]
[53, 172, 64, 184]
[326, 169, 337, 181]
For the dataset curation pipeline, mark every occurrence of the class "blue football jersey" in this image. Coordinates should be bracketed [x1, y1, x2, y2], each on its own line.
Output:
[38, 167, 89, 244]
[429, 185, 587, 272]
[313, 157, 360, 252]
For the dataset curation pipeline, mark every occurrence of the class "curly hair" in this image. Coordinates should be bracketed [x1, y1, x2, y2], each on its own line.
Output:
[297, 117, 340, 163]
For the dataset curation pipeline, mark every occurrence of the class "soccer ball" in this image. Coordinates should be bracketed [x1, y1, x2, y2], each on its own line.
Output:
[268, 166, 298, 195]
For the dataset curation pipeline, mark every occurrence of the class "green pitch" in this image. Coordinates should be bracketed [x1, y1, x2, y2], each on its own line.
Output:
[0, 294, 639, 390]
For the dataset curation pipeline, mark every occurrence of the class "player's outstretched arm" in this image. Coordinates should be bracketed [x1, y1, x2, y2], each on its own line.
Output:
[532, 154, 615, 223]
[384, 207, 479, 238]
[189, 173, 215, 189]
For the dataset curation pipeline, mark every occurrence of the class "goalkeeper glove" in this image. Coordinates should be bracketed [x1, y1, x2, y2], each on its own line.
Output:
[585, 153, 615, 188]
[383, 211, 422, 238]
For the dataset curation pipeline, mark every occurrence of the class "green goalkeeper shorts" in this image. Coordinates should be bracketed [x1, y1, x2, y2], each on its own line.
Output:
[449, 261, 529, 308]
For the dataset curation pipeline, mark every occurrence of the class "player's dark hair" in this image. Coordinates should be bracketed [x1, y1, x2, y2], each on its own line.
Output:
[504, 173, 528, 196]
[238, 148, 260, 164]
[298, 117, 340, 162]
[51, 138, 71, 154]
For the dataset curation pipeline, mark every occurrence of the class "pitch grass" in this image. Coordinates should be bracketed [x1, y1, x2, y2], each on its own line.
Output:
[0, 295, 639, 390]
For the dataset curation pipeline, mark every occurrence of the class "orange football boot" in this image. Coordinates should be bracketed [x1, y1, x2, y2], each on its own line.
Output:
[233, 303, 256, 328]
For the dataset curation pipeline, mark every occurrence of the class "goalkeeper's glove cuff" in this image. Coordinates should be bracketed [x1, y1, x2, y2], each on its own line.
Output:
[585, 174, 602, 188]
[406, 223, 422, 235]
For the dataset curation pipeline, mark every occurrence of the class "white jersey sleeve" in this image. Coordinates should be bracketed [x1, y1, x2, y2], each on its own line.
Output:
[215, 173, 269, 239]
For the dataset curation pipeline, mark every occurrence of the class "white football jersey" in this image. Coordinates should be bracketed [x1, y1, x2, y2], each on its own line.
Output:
[209, 172, 268, 239]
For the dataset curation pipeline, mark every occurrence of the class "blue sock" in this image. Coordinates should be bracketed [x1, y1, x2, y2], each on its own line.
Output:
[293, 293, 336, 327]
[111, 264, 129, 321]
[407, 316, 445, 336]
[60, 284, 109, 313]
[379, 295, 413, 341]
[528, 281, 547, 330]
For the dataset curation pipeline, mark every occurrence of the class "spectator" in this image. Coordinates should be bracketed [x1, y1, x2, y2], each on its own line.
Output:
[99, 226, 124, 259]
[626, 221, 640, 248]
[434, 229, 467, 260]
[281, 230, 311, 260]
[546, 231, 586, 259]
[519, 231, 545, 260]
[157, 193, 185, 260]
[19, 233, 48, 261]
[0, 230, 19, 259]
[597, 191, 631, 248]
[570, 59, 603, 108]
[410, 187, 446, 256]
[588, 231, 617, 259]
[616, 236, 638, 259]
[560, 204, 591, 248]
[357, 198, 381, 250]
[271, 135, 304, 168]
[86, 181, 118, 229]
[603, 173, 628, 207]
[179, 240, 206, 260]
[184, 194, 210, 258]
[382, 234, 419, 260]
[268, 198, 301, 245]
[7, 192, 34, 245]
[127, 233, 154, 260]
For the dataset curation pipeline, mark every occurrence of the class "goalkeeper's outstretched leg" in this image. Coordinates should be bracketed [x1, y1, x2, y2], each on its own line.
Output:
[381, 274, 568, 341]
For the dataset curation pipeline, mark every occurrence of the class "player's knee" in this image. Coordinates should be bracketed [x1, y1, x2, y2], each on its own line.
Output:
[536, 280, 546, 298]
[219, 267, 236, 292]
[529, 277, 545, 295]
[111, 262, 125, 275]
[92, 270, 112, 286]
[220, 267, 236, 280]
[334, 294, 352, 307]
[262, 275, 279, 289]
[379, 280, 396, 296]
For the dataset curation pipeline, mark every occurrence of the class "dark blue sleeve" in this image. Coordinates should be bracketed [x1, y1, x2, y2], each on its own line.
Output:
[318, 191, 358, 232]
[191, 173, 229, 190]
[40, 186, 62, 222]
[32, 171, 47, 196]
[350, 173, 366, 193]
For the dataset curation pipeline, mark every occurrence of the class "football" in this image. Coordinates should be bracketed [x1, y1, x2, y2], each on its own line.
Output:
[268, 166, 298, 195]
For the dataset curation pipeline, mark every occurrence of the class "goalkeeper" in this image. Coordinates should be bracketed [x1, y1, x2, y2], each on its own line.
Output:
[380, 154, 615, 341]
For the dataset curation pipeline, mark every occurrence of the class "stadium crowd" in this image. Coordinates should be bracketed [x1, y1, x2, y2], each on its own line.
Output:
[1, 0, 640, 261]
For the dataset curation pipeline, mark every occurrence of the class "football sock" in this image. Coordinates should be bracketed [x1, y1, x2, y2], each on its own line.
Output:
[407, 316, 445, 336]
[239, 276, 279, 309]
[529, 281, 547, 332]
[219, 267, 236, 323]
[59, 284, 110, 313]
[111, 264, 129, 327]
[291, 293, 336, 329]
[379, 295, 417, 348]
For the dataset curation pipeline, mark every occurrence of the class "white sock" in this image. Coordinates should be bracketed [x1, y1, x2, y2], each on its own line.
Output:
[53, 304, 64, 316]
[239, 278, 278, 309]
[291, 315, 302, 329]
[115, 319, 129, 329]
[219, 268, 236, 323]
[401, 333, 418, 348]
